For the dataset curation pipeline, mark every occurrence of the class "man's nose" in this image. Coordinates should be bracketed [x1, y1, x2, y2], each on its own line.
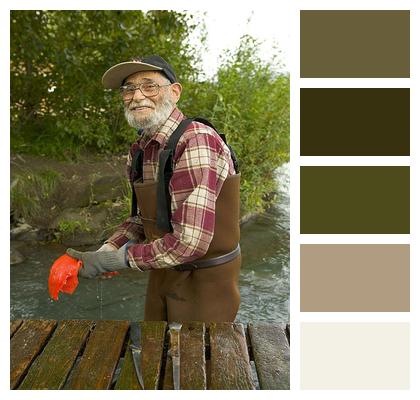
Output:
[132, 87, 146, 101]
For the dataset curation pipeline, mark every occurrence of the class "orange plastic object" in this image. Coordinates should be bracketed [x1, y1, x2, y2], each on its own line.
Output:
[102, 271, 120, 278]
[48, 254, 83, 301]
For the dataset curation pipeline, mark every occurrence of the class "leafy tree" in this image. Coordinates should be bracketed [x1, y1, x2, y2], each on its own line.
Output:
[181, 35, 290, 213]
[11, 10, 200, 157]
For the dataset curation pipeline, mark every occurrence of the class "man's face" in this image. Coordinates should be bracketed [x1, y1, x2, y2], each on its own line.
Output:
[122, 70, 181, 131]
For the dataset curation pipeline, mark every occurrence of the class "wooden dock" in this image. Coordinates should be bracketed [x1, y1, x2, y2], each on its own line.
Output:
[10, 319, 290, 390]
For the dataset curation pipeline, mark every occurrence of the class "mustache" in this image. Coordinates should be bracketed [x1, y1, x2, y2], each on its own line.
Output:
[127, 100, 154, 110]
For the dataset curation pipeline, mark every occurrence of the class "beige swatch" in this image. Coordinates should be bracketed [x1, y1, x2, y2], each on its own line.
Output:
[301, 323, 410, 389]
[301, 244, 410, 312]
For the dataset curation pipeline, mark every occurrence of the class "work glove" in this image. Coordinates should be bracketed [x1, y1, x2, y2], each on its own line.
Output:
[66, 242, 131, 279]
[96, 242, 118, 252]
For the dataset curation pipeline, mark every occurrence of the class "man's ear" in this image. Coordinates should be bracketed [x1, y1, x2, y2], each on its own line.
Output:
[171, 83, 182, 103]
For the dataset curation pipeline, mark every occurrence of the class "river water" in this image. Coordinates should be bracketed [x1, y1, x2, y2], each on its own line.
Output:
[10, 163, 289, 323]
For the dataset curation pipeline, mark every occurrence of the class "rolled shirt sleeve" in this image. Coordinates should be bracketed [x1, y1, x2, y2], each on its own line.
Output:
[105, 215, 145, 249]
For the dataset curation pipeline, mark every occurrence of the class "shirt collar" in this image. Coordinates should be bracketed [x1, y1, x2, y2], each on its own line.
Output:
[137, 107, 185, 149]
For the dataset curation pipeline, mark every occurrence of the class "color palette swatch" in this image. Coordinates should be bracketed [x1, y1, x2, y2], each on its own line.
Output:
[300, 244, 410, 312]
[301, 323, 410, 389]
[299, 9, 411, 390]
[300, 10, 410, 77]
[300, 166, 410, 234]
[300, 88, 410, 156]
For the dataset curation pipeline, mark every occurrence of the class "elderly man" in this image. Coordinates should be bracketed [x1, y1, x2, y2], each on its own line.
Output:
[67, 56, 241, 322]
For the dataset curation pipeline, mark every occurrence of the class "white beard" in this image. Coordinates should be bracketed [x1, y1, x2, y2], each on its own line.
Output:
[124, 95, 174, 136]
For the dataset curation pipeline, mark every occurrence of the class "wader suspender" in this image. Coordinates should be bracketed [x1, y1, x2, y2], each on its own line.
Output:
[130, 118, 239, 232]
[156, 118, 193, 231]
[130, 149, 143, 217]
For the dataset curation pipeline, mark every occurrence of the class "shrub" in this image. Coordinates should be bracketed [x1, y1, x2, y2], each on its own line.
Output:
[181, 35, 290, 214]
[11, 169, 61, 221]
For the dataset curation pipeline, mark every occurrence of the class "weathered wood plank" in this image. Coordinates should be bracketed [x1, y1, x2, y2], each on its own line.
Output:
[10, 320, 23, 338]
[10, 320, 57, 389]
[209, 323, 254, 390]
[163, 322, 206, 390]
[18, 320, 93, 390]
[248, 322, 290, 390]
[115, 321, 166, 390]
[65, 320, 129, 389]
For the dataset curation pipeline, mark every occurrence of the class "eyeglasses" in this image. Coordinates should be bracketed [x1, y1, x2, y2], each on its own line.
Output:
[119, 82, 171, 100]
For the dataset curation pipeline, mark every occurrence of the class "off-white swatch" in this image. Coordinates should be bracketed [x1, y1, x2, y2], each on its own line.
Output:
[301, 323, 409, 389]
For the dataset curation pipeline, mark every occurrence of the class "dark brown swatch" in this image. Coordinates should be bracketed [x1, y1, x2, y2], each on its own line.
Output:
[300, 10, 410, 77]
[300, 88, 410, 156]
[300, 166, 410, 234]
[300, 244, 410, 312]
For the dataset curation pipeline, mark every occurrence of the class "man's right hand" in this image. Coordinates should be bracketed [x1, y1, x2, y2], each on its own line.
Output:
[67, 244, 129, 279]
[97, 243, 118, 252]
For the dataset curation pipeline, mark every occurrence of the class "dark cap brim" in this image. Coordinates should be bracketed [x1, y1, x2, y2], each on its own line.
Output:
[102, 61, 163, 89]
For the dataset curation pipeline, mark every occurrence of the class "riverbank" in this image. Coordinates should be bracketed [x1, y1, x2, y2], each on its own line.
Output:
[10, 154, 260, 264]
[11, 153, 129, 261]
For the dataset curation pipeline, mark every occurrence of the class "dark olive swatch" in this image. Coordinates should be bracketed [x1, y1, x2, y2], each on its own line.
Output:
[300, 10, 410, 77]
[300, 166, 410, 234]
[300, 88, 410, 156]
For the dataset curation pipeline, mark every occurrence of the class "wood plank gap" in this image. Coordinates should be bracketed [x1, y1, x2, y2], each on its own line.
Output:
[63, 321, 96, 389]
[10, 320, 23, 338]
[56, 321, 97, 390]
[62, 321, 97, 388]
[205, 326, 210, 360]
[157, 327, 169, 390]
[109, 325, 131, 389]
[250, 361, 261, 390]
[245, 325, 255, 361]
[205, 326, 211, 388]
[11, 320, 58, 389]
[65, 320, 129, 389]
[62, 322, 97, 388]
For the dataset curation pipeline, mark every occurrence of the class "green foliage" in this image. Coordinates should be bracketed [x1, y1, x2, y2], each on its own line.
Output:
[11, 11, 289, 216]
[56, 219, 88, 234]
[54, 219, 91, 243]
[11, 10, 201, 158]
[11, 169, 61, 221]
[181, 35, 290, 214]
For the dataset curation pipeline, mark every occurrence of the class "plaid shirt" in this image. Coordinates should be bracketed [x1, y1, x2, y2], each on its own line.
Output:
[106, 107, 235, 271]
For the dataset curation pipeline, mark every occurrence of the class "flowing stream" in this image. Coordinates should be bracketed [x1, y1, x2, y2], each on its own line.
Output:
[10, 163, 289, 323]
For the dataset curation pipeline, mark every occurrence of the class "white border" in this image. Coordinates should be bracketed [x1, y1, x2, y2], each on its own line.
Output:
[2, 0, 420, 398]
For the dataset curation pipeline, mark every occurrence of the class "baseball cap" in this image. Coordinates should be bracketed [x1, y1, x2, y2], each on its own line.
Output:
[102, 55, 177, 89]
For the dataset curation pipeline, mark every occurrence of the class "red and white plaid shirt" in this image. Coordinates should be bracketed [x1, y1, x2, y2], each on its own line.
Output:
[106, 107, 235, 271]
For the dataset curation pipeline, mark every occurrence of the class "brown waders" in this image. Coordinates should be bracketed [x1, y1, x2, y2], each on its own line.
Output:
[134, 173, 241, 323]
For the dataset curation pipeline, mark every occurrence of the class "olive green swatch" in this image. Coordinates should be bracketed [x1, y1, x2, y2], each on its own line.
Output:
[300, 244, 410, 312]
[300, 166, 410, 233]
[300, 88, 410, 156]
[300, 10, 410, 77]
